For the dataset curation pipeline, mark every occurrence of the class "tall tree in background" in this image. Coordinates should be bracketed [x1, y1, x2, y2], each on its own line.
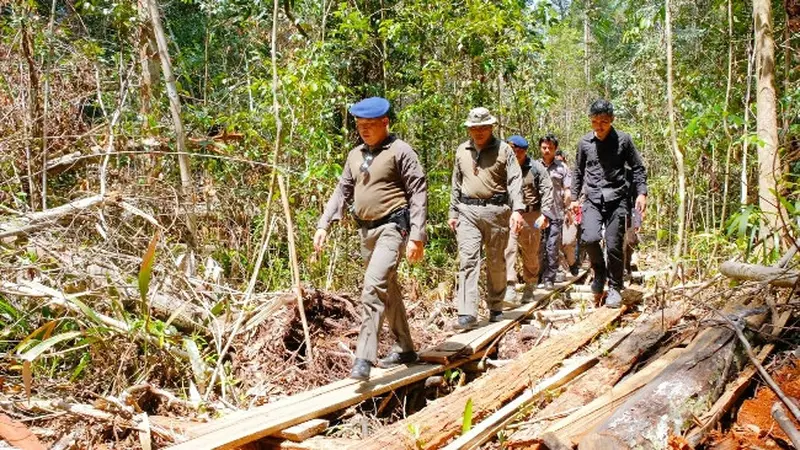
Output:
[665, 0, 685, 258]
[753, 0, 784, 247]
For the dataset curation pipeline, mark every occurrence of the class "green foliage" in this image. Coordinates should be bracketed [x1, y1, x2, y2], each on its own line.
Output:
[461, 397, 474, 434]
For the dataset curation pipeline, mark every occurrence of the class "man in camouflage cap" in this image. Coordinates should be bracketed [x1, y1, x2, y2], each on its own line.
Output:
[314, 97, 427, 381]
[448, 107, 526, 331]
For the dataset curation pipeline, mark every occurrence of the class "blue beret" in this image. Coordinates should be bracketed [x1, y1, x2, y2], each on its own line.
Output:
[349, 97, 390, 119]
[507, 135, 529, 149]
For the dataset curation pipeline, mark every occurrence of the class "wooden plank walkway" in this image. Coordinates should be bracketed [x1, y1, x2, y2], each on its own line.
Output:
[168, 272, 587, 449]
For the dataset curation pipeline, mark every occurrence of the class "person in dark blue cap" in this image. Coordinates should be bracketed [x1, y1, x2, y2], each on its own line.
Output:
[503, 135, 553, 304]
[314, 97, 427, 381]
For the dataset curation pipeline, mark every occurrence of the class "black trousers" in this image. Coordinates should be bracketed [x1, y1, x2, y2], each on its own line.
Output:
[581, 199, 627, 290]
[540, 219, 563, 283]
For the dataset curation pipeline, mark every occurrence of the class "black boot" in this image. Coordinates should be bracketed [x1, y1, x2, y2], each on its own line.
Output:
[349, 358, 372, 381]
[378, 351, 419, 369]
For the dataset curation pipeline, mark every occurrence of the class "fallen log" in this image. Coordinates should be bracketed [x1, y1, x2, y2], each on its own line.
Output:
[0, 193, 121, 239]
[352, 308, 624, 450]
[720, 260, 798, 288]
[577, 307, 767, 450]
[541, 347, 685, 447]
[507, 305, 686, 448]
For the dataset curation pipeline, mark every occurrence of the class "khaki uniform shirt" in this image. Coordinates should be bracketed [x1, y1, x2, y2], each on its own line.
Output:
[540, 158, 571, 220]
[521, 157, 554, 218]
[448, 136, 524, 220]
[317, 135, 428, 242]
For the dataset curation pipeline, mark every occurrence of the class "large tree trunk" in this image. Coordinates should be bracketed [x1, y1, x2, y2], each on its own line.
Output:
[753, 0, 784, 244]
[137, 0, 160, 124]
[665, 0, 685, 259]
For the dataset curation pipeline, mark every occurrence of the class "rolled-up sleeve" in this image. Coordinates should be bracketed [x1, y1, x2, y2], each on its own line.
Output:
[505, 146, 524, 212]
[317, 156, 355, 230]
[397, 146, 428, 243]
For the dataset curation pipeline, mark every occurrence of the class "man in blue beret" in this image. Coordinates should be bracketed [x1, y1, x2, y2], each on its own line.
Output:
[314, 97, 427, 381]
[503, 135, 553, 304]
[448, 107, 526, 331]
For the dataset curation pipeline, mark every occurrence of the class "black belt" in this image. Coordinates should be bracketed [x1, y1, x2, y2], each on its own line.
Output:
[460, 193, 508, 206]
[354, 207, 410, 231]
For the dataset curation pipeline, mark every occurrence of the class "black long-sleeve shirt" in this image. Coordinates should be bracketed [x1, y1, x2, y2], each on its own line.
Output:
[571, 128, 647, 204]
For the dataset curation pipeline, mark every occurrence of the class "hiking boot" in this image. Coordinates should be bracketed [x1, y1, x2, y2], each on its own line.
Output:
[453, 315, 479, 331]
[604, 288, 623, 309]
[489, 310, 504, 323]
[503, 283, 517, 303]
[377, 351, 419, 369]
[520, 283, 536, 304]
[569, 264, 580, 276]
[542, 281, 555, 290]
[591, 274, 606, 294]
[555, 272, 566, 283]
[349, 358, 372, 381]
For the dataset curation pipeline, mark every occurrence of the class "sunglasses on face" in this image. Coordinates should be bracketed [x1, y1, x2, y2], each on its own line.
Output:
[361, 151, 375, 174]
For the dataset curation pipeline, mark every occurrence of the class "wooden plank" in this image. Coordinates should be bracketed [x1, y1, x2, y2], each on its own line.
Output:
[444, 320, 639, 450]
[543, 347, 685, 446]
[507, 305, 686, 447]
[420, 271, 587, 363]
[354, 307, 624, 450]
[168, 350, 488, 449]
[684, 309, 793, 446]
[277, 419, 329, 442]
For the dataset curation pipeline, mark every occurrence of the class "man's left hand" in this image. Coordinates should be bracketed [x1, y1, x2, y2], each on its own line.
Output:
[635, 194, 647, 219]
[510, 211, 525, 234]
[406, 240, 424, 264]
[534, 214, 549, 230]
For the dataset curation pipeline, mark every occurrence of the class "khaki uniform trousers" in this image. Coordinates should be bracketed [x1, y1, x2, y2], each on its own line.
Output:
[355, 223, 414, 361]
[504, 210, 542, 284]
[456, 204, 511, 316]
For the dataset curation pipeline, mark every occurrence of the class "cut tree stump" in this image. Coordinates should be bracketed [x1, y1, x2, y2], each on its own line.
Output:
[352, 307, 624, 450]
[507, 304, 686, 448]
[577, 306, 766, 450]
[720, 260, 799, 288]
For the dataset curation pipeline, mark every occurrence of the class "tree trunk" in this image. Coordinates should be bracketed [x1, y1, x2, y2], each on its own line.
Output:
[20, 15, 41, 211]
[147, 0, 197, 248]
[742, 39, 754, 208]
[665, 0, 685, 259]
[753, 0, 784, 245]
[719, 0, 734, 230]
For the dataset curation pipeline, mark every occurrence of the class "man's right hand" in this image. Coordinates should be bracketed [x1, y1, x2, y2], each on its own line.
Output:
[448, 218, 458, 232]
[313, 229, 328, 253]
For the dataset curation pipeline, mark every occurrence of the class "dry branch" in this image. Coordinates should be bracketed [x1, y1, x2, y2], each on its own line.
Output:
[0, 193, 120, 239]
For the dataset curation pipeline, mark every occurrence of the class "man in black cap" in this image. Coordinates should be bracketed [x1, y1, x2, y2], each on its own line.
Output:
[448, 107, 526, 330]
[314, 97, 427, 381]
[570, 99, 647, 308]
